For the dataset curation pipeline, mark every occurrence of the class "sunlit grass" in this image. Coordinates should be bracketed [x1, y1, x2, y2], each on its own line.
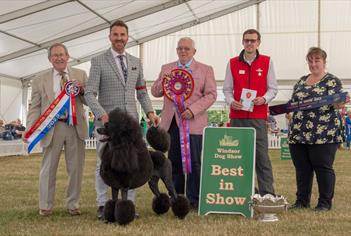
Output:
[0, 149, 350, 236]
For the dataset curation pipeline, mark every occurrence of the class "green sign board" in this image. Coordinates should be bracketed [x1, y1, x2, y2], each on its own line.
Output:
[280, 137, 291, 160]
[199, 127, 255, 218]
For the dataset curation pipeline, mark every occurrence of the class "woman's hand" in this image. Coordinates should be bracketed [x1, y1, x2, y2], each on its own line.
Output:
[334, 95, 350, 109]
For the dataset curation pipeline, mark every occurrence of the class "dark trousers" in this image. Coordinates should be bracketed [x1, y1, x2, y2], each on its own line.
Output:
[168, 117, 202, 207]
[230, 119, 275, 195]
[289, 143, 338, 208]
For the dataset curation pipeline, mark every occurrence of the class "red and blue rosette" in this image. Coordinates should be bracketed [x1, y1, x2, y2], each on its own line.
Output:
[24, 81, 80, 153]
[162, 68, 194, 174]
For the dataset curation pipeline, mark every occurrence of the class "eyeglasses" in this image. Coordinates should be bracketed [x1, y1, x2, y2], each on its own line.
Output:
[243, 39, 258, 44]
[177, 47, 191, 52]
[51, 53, 67, 58]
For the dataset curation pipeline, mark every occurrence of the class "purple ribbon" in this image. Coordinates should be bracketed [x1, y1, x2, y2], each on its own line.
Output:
[172, 94, 192, 174]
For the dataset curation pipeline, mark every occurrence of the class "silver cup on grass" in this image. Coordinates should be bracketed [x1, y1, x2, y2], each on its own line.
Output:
[249, 194, 289, 222]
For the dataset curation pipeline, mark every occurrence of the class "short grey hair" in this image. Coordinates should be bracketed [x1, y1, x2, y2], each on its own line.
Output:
[48, 43, 69, 58]
[178, 37, 196, 49]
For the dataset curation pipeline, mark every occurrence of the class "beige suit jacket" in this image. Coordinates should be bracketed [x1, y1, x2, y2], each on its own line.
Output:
[27, 67, 88, 147]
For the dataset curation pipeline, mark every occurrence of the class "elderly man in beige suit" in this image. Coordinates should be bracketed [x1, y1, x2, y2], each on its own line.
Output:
[26, 43, 88, 216]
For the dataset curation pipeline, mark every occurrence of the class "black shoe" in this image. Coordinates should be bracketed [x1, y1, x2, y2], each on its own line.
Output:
[97, 206, 104, 220]
[289, 201, 310, 209]
[314, 205, 330, 212]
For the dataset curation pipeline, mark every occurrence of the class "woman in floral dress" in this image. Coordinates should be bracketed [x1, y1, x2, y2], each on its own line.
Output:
[288, 47, 349, 211]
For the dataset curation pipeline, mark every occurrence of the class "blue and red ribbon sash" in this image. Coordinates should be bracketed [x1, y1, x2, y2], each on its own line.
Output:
[24, 81, 80, 153]
[162, 69, 194, 174]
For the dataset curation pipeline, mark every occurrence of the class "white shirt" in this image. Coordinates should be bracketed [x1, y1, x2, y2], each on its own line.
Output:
[110, 48, 127, 80]
[53, 68, 69, 98]
[222, 54, 278, 105]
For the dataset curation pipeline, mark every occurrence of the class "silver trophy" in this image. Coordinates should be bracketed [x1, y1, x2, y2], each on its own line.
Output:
[250, 194, 289, 222]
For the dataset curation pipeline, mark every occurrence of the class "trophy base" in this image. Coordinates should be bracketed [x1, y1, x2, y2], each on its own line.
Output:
[256, 213, 279, 222]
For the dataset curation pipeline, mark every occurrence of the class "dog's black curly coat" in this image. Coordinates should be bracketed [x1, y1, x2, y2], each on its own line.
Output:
[146, 126, 170, 153]
[98, 108, 189, 225]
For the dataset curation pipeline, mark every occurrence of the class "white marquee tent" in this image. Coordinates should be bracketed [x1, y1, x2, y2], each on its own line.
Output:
[0, 0, 350, 126]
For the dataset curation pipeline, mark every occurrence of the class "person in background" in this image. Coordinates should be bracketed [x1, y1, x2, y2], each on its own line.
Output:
[12, 119, 26, 139]
[88, 112, 95, 138]
[0, 119, 5, 139]
[288, 47, 349, 211]
[223, 29, 278, 196]
[151, 37, 217, 209]
[345, 111, 351, 150]
[267, 113, 279, 135]
[26, 43, 88, 216]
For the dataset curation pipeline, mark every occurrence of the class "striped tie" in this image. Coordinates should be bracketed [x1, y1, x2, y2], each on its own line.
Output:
[117, 55, 127, 82]
[60, 72, 67, 91]
[59, 72, 68, 118]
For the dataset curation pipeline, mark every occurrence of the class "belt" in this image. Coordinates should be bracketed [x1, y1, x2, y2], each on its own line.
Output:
[58, 118, 68, 123]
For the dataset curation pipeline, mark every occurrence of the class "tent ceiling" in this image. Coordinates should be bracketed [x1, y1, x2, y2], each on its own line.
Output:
[0, 0, 263, 81]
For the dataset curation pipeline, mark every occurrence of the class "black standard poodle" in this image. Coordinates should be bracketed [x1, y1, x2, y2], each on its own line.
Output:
[97, 108, 190, 225]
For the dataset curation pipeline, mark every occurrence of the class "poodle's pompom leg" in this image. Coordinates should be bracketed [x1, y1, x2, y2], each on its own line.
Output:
[148, 175, 161, 197]
[160, 159, 177, 201]
[115, 200, 135, 225]
[121, 188, 129, 201]
[111, 187, 119, 201]
[146, 126, 170, 152]
[171, 195, 190, 219]
[104, 199, 116, 223]
[152, 193, 170, 215]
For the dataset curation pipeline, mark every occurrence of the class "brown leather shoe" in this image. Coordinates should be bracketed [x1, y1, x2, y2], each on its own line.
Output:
[39, 209, 52, 216]
[68, 208, 81, 216]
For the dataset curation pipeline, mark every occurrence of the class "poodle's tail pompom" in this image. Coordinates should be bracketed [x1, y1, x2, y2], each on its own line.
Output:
[171, 195, 190, 219]
[152, 193, 171, 215]
[115, 200, 135, 225]
[149, 150, 166, 168]
[146, 126, 170, 152]
[104, 199, 116, 223]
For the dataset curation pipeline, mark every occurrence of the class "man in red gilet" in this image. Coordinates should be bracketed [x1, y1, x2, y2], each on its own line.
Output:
[223, 29, 278, 196]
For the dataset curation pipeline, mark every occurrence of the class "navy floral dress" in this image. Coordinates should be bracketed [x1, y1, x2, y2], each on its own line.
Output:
[288, 73, 344, 144]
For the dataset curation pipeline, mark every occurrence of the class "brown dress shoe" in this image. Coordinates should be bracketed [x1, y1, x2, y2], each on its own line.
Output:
[39, 209, 52, 216]
[68, 208, 81, 216]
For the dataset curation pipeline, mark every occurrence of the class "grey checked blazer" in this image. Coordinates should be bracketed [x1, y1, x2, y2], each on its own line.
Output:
[85, 49, 154, 124]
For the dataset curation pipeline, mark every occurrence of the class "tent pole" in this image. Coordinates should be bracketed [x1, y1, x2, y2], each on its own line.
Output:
[21, 80, 30, 126]
[256, 1, 260, 30]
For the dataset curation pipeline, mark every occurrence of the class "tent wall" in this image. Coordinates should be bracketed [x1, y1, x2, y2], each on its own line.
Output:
[143, 5, 256, 85]
[0, 77, 23, 124]
[2, 0, 351, 123]
[142, 0, 351, 106]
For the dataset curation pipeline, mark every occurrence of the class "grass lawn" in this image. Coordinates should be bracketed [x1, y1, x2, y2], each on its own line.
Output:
[0, 149, 350, 236]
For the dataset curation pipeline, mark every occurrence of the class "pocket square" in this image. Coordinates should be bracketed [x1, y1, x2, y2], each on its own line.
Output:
[132, 66, 137, 70]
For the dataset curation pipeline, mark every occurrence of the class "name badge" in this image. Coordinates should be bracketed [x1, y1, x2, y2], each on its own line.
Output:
[239, 70, 245, 75]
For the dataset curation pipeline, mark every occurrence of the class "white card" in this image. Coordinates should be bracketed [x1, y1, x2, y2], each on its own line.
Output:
[240, 88, 257, 112]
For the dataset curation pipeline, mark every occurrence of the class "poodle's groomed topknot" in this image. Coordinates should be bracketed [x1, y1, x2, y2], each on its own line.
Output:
[146, 126, 170, 152]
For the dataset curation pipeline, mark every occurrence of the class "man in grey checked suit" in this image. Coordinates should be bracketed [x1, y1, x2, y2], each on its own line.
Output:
[84, 20, 159, 220]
